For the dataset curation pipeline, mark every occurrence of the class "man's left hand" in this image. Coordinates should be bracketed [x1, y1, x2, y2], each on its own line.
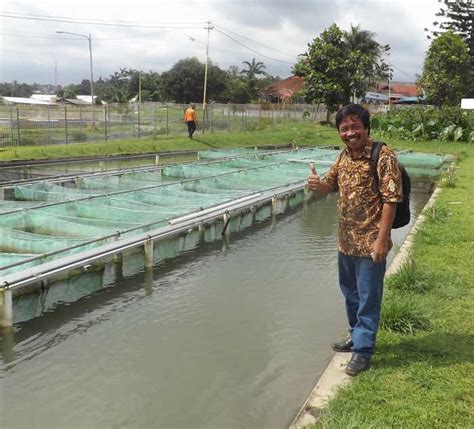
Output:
[370, 238, 389, 263]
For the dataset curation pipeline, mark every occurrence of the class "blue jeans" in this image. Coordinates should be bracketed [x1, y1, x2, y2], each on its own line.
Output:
[338, 252, 386, 358]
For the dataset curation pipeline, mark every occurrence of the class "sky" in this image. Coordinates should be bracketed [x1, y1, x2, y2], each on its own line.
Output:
[0, 0, 442, 86]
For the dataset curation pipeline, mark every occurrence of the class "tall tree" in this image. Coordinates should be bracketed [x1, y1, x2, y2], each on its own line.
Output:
[418, 31, 472, 105]
[240, 58, 266, 98]
[344, 24, 390, 87]
[425, 0, 474, 74]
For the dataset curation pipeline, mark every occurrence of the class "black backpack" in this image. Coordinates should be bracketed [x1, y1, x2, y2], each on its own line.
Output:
[370, 141, 411, 229]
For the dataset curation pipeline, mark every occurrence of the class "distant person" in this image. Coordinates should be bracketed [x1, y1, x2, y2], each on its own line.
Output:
[184, 104, 198, 139]
[308, 104, 402, 376]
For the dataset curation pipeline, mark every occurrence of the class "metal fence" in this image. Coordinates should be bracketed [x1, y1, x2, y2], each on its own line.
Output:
[0, 102, 329, 147]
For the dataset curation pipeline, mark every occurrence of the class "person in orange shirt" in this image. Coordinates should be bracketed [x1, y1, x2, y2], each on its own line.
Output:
[184, 104, 198, 139]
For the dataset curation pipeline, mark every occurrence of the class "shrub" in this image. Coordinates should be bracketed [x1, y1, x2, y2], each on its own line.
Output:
[72, 132, 88, 142]
[371, 106, 474, 142]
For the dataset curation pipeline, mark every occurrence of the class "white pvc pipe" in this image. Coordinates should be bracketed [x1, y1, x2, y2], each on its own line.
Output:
[169, 193, 261, 225]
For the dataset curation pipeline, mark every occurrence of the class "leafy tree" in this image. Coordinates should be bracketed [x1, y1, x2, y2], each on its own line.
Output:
[417, 31, 472, 105]
[426, 0, 474, 75]
[295, 24, 389, 119]
[160, 57, 204, 103]
[294, 24, 354, 119]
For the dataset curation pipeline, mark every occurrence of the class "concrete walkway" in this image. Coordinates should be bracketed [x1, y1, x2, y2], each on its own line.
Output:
[290, 187, 442, 429]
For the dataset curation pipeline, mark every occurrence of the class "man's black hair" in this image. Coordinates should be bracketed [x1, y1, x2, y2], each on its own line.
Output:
[335, 104, 371, 136]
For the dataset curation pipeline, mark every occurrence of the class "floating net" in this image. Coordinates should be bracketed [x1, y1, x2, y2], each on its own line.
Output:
[0, 147, 452, 278]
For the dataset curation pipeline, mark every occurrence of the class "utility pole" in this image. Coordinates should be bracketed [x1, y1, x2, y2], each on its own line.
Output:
[57, 31, 95, 121]
[202, 21, 213, 134]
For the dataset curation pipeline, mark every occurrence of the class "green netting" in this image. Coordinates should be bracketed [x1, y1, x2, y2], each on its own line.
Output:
[396, 152, 453, 168]
[1, 147, 452, 277]
[0, 252, 37, 266]
[0, 227, 86, 253]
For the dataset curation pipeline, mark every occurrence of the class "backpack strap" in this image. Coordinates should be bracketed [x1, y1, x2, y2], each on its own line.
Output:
[370, 141, 385, 189]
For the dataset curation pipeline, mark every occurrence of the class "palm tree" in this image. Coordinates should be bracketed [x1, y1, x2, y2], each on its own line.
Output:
[241, 58, 266, 98]
[344, 24, 390, 87]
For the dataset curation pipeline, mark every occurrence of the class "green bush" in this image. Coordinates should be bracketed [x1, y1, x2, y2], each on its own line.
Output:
[371, 106, 474, 142]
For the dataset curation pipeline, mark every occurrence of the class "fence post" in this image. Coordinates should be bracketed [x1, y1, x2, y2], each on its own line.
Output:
[228, 104, 231, 132]
[210, 102, 213, 133]
[137, 104, 141, 139]
[79, 106, 83, 132]
[259, 102, 262, 129]
[47, 105, 52, 144]
[154, 102, 157, 136]
[64, 106, 68, 145]
[16, 107, 20, 146]
[166, 103, 169, 135]
[104, 105, 108, 142]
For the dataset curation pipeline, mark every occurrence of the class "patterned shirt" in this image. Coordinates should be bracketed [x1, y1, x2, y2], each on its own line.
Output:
[322, 141, 403, 257]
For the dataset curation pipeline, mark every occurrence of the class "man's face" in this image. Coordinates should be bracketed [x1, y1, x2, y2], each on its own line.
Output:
[338, 115, 369, 154]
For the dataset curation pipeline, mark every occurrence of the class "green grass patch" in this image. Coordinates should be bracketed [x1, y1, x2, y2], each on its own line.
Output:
[385, 259, 435, 294]
[0, 123, 341, 162]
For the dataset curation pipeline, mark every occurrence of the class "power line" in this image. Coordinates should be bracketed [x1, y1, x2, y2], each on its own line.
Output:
[0, 12, 206, 30]
[213, 24, 297, 60]
[214, 27, 295, 65]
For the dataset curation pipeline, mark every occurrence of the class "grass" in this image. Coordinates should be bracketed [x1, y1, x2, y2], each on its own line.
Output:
[0, 122, 340, 161]
[313, 142, 474, 428]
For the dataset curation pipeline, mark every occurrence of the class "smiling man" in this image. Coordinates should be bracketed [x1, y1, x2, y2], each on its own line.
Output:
[308, 104, 402, 376]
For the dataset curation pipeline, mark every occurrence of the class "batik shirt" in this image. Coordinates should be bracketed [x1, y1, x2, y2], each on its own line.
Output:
[322, 141, 403, 257]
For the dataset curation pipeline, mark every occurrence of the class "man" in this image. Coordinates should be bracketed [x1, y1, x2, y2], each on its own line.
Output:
[308, 104, 402, 376]
[184, 104, 198, 139]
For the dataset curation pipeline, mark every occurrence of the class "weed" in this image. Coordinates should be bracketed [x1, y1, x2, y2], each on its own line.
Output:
[387, 259, 434, 293]
[425, 203, 450, 223]
[440, 164, 457, 188]
[380, 295, 432, 334]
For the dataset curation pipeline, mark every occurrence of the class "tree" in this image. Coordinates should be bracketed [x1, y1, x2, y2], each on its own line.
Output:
[294, 24, 353, 119]
[159, 58, 203, 103]
[240, 58, 267, 99]
[417, 31, 472, 105]
[295, 24, 389, 119]
[344, 24, 390, 87]
[426, 0, 474, 75]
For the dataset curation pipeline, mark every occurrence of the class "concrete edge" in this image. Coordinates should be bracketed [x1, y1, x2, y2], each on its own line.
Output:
[289, 185, 443, 429]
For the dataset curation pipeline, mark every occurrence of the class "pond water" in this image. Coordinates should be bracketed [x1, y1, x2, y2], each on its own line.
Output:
[0, 189, 430, 429]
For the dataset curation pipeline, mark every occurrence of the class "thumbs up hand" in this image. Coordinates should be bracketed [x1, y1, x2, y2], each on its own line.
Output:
[308, 162, 321, 191]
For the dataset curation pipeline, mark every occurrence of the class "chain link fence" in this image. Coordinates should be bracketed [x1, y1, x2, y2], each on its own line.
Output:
[0, 102, 329, 147]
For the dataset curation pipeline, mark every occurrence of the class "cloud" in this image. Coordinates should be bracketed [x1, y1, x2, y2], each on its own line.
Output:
[1, 0, 440, 84]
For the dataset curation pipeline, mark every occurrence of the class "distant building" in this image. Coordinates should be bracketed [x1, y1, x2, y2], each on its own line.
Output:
[258, 76, 305, 103]
[375, 81, 423, 103]
[1, 96, 57, 106]
[30, 94, 57, 103]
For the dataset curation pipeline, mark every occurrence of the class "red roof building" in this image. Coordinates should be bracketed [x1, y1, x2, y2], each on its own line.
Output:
[259, 76, 305, 103]
[375, 81, 422, 99]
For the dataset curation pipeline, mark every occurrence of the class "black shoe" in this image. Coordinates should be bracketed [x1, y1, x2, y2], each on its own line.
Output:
[331, 335, 353, 352]
[345, 354, 371, 376]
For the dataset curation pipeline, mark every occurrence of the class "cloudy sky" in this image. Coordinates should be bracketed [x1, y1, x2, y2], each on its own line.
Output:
[1, 0, 441, 86]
